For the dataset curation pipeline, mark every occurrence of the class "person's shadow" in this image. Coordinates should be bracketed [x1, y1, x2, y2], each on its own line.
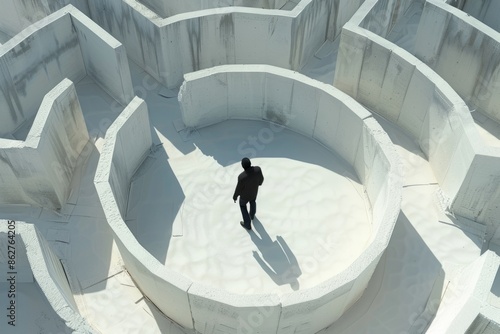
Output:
[250, 218, 301, 291]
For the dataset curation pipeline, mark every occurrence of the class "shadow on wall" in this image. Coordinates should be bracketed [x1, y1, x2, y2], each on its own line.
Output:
[250, 217, 301, 291]
[330, 211, 445, 333]
[68, 149, 117, 295]
[125, 130, 185, 264]
[192, 119, 360, 183]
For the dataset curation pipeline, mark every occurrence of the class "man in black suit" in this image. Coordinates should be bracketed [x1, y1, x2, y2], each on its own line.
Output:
[233, 157, 264, 230]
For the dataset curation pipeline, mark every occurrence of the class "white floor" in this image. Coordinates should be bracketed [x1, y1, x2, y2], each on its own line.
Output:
[0, 6, 499, 333]
[127, 119, 371, 295]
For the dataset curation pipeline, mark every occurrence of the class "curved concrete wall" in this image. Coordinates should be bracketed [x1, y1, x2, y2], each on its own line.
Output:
[88, 0, 364, 88]
[0, 221, 94, 333]
[461, 0, 500, 34]
[0, 5, 133, 137]
[179, 64, 402, 333]
[94, 97, 195, 329]
[355, 0, 416, 38]
[334, 6, 500, 245]
[139, 0, 289, 18]
[0, 79, 89, 209]
[415, 0, 500, 124]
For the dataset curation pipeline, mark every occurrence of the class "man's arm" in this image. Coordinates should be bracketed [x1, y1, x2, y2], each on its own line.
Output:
[233, 178, 242, 202]
[259, 168, 264, 186]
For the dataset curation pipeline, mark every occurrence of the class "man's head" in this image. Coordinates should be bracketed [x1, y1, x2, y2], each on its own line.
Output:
[241, 157, 251, 170]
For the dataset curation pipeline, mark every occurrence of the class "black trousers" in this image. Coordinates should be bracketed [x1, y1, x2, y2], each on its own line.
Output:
[239, 199, 256, 228]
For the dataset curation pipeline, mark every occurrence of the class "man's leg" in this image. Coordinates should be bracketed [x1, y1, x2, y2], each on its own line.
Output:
[239, 199, 251, 229]
[249, 200, 256, 220]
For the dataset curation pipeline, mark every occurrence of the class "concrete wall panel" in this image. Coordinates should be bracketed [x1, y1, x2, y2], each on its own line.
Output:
[0, 12, 85, 135]
[139, 0, 289, 18]
[180, 72, 229, 128]
[334, 26, 366, 100]
[227, 69, 266, 121]
[313, 93, 342, 158]
[360, 0, 415, 38]
[453, 154, 500, 243]
[178, 65, 402, 332]
[462, 0, 500, 34]
[0, 222, 93, 333]
[398, 68, 433, 138]
[90, 0, 365, 89]
[415, 0, 500, 124]
[0, 79, 89, 209]
[71, 11, 134, 106]
[0, 0, 89, 37]
[26, 79, 89, 208]
[334, 25, 484, 207]
[188, 284, 281, 333]
[95, 97, 195, 329]
[233, 13, 291, 68]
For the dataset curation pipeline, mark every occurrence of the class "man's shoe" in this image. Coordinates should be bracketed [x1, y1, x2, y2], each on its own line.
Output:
[240, 221, 251, 230]
[250, 215, 255, 221]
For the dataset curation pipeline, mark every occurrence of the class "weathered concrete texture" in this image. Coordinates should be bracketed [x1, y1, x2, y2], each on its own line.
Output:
[426, 250, 500, 334]
[414, 0, 500, 125]
[71, 9, 134, 106]
[0, 0, 90, 37]
[88, 0, 363, 88]
[179, 64, 402, 333]
[0, 79, 89, 209]
[0, 5, 134, 138]
[0, 11, 85, 137]
[462, 0, 500, 33]
[334, 22, 500, 246]
[355, 0, 417, 37]
[139, 0, 289, 18]
[94, 97, 195, 330]
[0, 221, 94, 333]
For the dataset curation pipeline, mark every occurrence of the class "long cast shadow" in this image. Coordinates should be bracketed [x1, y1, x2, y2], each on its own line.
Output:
[250, 217, 301, 291]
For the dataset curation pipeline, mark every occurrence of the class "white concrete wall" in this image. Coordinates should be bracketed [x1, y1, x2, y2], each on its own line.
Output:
[354, 0, 417, 38]
[426, 250, 500, 334]
[414, 0, 500, 124]
[0, 5, 134, 137]
[71, 10, 134, 106]
[334, 23, 488, 207]
[0, 0, 90, 38]
[452, 153, 500, 245]
[94, 97, 195, 330]
[0, 221, 94, 333]
[462, 0, 500, 33]
[0, 79, 89, 209]
[89, 0, 364, 88]
[0, 11, 85, 136]
[179, 64, 402, 333]
[139, 0, 289, 18]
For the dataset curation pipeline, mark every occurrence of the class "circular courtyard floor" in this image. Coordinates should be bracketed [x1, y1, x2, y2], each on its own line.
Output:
[126, 120, 372, 295]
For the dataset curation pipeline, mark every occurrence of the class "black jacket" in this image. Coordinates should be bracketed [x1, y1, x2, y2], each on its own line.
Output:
[233, 166, 264, 202]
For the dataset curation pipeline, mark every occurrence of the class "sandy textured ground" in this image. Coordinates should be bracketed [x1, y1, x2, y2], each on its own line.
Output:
[127, 120, 372, 295]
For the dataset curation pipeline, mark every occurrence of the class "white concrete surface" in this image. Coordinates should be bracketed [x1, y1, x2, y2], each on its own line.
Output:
[334, 21, 500, 247]
[0, 0, 90, 38]
[88, 0, 364, 88]
[94, 96, 195, 330]
[426, 250, 500, 334]
[0, 0, 499, 333]
[0, 221, 92, 333]
[415, 0, 500, 125]
[0, 5, 133, 137]
[139, 0, 289, 18]
[461, 0, 500, 33]
[178, 64, 402, 333]
[0, 79, 89, 209]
